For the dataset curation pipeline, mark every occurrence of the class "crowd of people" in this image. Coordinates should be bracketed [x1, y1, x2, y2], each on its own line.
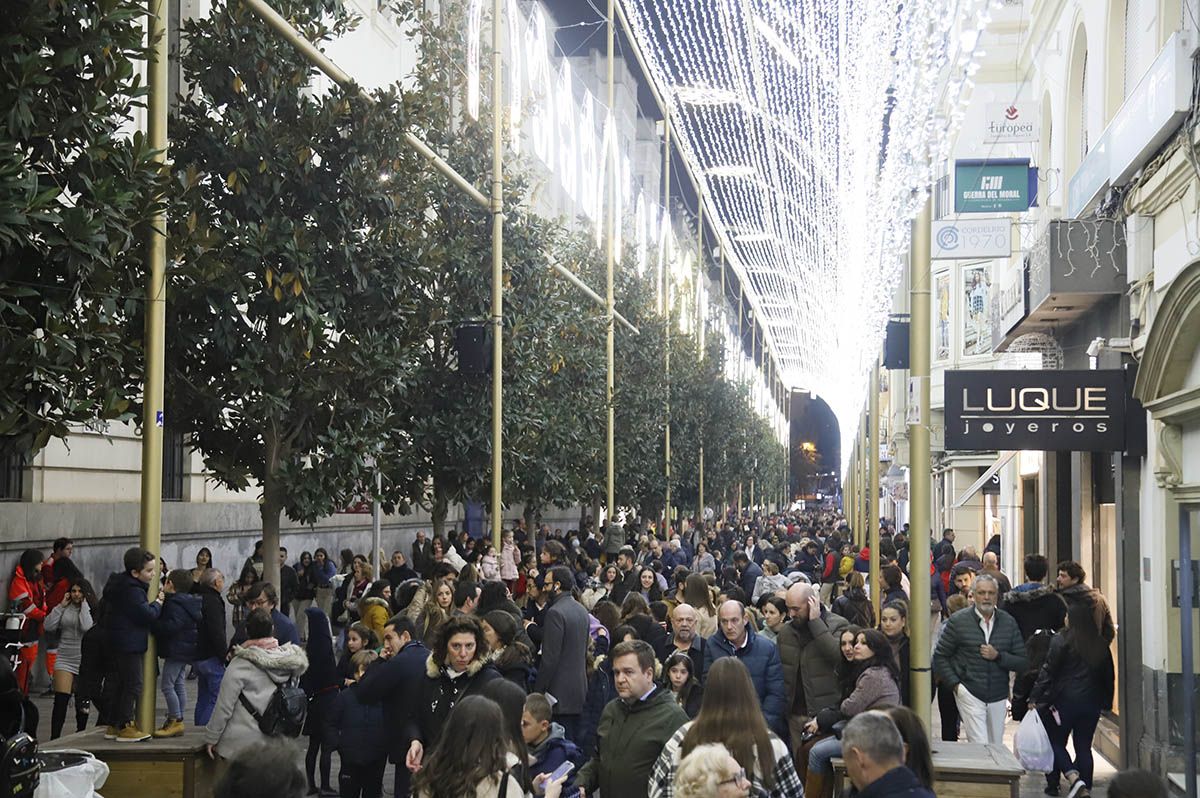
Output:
[0, 512, 1159, 798]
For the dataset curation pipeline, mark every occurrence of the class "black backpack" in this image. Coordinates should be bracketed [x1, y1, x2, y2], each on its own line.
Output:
[239, 678, 307, 737]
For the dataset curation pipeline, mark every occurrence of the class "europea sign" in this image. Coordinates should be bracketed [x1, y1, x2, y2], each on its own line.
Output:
[944, 370, 1126, 452]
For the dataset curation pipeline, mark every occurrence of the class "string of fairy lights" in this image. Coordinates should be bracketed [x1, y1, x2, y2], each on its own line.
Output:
[619, 0, 997, 466]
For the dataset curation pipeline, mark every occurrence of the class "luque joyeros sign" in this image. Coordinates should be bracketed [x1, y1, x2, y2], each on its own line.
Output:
[944, 370, 1127, 452]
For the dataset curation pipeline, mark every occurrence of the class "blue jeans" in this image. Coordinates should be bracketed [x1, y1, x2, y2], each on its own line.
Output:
[194, 657, 226, 727]
[161, 658, 188, 720]
[1043, 702, 1101, 787]
[808, 735, 843, 775]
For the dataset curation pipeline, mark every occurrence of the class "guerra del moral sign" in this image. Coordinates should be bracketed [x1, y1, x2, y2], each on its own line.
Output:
[944, 370, 1127, 452]
[954, 159, 1038, 214]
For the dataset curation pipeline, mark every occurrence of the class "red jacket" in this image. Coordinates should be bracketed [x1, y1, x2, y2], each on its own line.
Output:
[8, 567, 46, 642]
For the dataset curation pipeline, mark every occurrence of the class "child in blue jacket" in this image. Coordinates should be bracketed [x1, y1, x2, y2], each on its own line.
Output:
[524, 693, 581, 793]
[153, 569, 201, 738]
[329, 649, 388, 798]
[99, 546, 163, 741]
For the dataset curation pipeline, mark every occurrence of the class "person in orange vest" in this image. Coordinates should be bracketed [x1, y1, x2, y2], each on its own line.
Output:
[8, 549, 48, 694]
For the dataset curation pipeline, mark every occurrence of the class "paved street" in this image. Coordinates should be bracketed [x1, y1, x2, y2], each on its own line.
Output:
[24, 672, 1114, 797]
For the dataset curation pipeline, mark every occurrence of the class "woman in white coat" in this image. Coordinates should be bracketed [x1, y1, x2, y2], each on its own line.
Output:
[204, 608, 308, 760]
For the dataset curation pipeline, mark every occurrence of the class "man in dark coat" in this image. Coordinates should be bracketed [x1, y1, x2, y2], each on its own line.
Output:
[733, 551, 764, 599]
[608, 546, 641, 607]
[533, 566, 590, 741]
[354, 614, 428, 798]
[411, 531, 434, 579]
[576, 640, 688, 798]
[777, 582, 848, 745]
[277, 547, 299, 616]
[702, 600, 785, 734]
[1001, 553, 1067, 642]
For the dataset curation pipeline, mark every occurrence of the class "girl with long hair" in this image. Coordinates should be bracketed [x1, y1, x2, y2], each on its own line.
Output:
[44, 577, 96, 737]
[227, 564, 258, 628]
[683, 573, 718, 638]
[831, 572, 874, 629]
[638, 567, 664, 602]
[301, 607, 338, 796]
[1031, 594, 1116, 798]
[883, 706, 935, 792]
[620, 592, 668, 660]
[649, 657, 803, 798]
[191, 547, 214, 583]
[804, 629, 902, 798]
[663, 651, 704, 719]
[417, 578, 454, 644]
[414, 695, 565, 798]
[879, 600, 910, 705]
[482, 610, 534, 690]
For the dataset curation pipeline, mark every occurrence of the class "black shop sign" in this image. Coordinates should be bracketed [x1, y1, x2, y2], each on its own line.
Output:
[944, 370, 1126, 452]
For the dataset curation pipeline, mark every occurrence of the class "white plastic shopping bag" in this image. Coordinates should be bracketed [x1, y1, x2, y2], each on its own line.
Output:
[34, 750, 110, 798]
[1013, 710, 1055, 773]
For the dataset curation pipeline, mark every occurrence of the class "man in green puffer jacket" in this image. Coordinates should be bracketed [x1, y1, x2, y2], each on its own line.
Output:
[934, 573, 1026, 745]
[576, 639, 688, 798]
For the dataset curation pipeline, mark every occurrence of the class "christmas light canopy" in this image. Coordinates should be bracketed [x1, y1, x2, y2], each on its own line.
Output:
[618, 0, 995, 467]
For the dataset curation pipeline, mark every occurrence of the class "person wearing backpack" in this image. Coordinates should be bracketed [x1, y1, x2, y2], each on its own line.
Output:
[205, 608, 309, 760]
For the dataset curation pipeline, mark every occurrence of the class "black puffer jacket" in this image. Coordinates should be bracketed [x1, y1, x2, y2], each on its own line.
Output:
[1001, 584, 1066, 642]
[933, 606, 1027, 703]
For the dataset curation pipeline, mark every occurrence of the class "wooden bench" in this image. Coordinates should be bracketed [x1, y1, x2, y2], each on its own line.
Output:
[833, 741, 1025, 798]
[43, 727, 217, 798]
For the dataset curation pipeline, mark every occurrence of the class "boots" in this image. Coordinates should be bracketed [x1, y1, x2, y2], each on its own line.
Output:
[805, 771, 834, 798]
[153, 717, 184, 738]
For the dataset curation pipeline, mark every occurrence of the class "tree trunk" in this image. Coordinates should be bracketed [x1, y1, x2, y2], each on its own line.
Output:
[523, 503, 537, 537]
[260, 421, 283, 590]
[430, 478, 448, 540]
[591, 494, 602, 535]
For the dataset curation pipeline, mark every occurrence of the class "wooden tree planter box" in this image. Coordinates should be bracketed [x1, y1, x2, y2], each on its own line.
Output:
[833, 741, 1025, 798]
[44, 727, 217, 798]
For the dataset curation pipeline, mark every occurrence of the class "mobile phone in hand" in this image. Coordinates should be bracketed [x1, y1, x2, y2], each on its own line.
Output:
[548, 761, 574, 782]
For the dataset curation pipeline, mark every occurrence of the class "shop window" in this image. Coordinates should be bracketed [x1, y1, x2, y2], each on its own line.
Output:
[0, 448, 24, 501]
[162, 429, 186, 502]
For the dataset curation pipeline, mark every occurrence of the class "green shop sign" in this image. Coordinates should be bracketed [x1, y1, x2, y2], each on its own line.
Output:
[954, 159, 1038, 214]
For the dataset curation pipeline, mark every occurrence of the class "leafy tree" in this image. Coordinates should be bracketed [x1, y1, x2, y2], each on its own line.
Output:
[0, 0, 165, 455]
[165, 0, 431, 585]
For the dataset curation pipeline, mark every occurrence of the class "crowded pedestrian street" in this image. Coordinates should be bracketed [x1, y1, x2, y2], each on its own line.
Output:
[4, 0, 1200, 797]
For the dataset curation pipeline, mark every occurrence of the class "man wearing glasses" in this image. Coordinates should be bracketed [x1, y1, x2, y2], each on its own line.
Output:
[229, 581, 299, 649]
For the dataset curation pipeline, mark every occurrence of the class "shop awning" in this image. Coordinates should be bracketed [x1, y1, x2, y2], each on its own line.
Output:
[952, 450, 1018, 508]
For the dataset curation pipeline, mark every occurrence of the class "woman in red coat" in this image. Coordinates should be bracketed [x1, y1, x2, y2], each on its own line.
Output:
[7, 549, 47, 694]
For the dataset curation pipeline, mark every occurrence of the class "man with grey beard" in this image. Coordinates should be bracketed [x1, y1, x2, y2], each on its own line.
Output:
[933, 572, 1026, 744]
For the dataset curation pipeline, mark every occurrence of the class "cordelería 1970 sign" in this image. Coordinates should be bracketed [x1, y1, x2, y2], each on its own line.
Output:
[944, 370, 1126, 452]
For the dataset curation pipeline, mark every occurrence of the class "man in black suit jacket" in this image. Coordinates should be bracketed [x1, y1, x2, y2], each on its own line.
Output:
[411, 531, 434, 579]
[533, 566, 590, 742]
[354, 615, 428, 798]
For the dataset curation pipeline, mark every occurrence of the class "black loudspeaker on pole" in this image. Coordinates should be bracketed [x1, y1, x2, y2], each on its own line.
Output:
[883, 320, 910, 370]
[454, 322, 491, 378]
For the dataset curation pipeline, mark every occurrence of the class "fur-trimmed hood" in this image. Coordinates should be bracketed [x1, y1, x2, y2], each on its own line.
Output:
[1004, 584, 1057, 604]
[231, 642, 309, 683]
[359, 596, 390, 611]
[425, 651, 489, 679]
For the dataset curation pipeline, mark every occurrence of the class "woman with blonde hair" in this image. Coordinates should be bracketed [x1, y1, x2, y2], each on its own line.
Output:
[675, 743, 751, 798]
[416, 578, 454, 644]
